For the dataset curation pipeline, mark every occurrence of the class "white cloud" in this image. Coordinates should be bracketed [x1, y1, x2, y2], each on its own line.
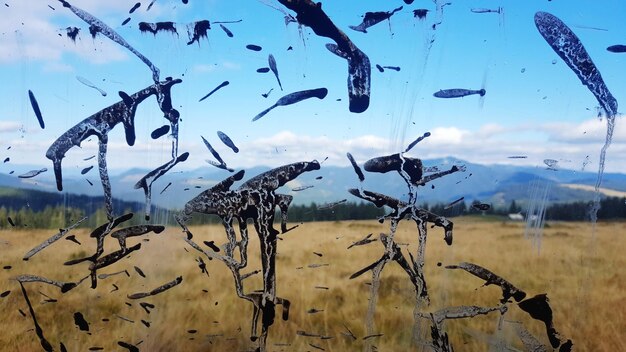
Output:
[0, 121, 21, 133]
[5, 117, 626, 175]
[0, 1, 129, 65]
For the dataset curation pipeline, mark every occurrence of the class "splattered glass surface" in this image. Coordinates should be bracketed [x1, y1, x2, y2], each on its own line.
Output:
[0, 1, 625, 351]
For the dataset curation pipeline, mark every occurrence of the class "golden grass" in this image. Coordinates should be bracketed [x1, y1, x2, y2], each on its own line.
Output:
[0, 217, 624, 351]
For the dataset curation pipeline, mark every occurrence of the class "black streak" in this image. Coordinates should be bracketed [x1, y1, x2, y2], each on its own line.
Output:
[28, 90, 45, 129]
[151, 124, 170, 139]
[199, 81, 229, 102]
[607, 45, 626, 53]
[217, 131, 239, 153]
[219, 24, 233, 37]
[129, 2, 140, 14]
[253, 88, 328, 121]
[73, 312, 90, 331]
[246, 44, 262, 51]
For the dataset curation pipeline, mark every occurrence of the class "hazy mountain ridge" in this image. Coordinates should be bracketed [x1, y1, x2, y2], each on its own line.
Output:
[2, 158, 625, 210]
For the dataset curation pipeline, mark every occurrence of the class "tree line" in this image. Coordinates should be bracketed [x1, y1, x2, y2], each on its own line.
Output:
[1, 197, 625, 230]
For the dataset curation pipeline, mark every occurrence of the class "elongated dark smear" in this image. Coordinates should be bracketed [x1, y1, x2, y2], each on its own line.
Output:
[81, 165, 93, 175]
[257, 67, 270, 73]
[7, 216, 15, 227]
[76, 76, 107, 96]
[19, 282, 53, 351]
[19, 168, 47, 179]
[128, 276, 183, 299]
[3, 157, 8, 163]
[217, 131, 239, 153]
[405, 132, 431, 153]
[433, 88, 485, 98]
[382, 66, 400, 71]
[146, 0, 156, 11]
[253, 88, 328, 121]
[118, 341, 139, 352]
[292, 185, 313, 192]
[28, 90, 45, 129]
[135, 152, 189, 220]
[23, 216, 87, 260]
[445, 262, 526, 303]
[346, 153, 365, 182]
[129, 2, 140, 13]
[607, 44, 626, 53]
[199, 81, 229, 102]
[121, 17, 131, 26]
[277, 0, 370, 113]
[535, 11, 618, 225]
[268, 54, 283, 90]
[151, 124, 170, 139]
[159, 182, 172, 194]
[375, 64, 384, 73]
[246, 44, 262, 51]
[219, 24, 233, 37]
[349, 6, 403, 33]
[73, 312, 90, 331]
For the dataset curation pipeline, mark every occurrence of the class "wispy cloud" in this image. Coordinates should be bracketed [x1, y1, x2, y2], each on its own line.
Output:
[4, 118, 626, 175]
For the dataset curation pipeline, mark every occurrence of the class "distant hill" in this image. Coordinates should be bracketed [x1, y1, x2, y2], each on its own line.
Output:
[2, 158, 626, 210]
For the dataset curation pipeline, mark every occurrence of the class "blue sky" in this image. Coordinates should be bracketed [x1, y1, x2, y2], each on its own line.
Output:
[0, 0, 625, 176]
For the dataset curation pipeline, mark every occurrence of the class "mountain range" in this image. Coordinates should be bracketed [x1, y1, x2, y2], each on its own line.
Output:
[2, 157, 626, 212]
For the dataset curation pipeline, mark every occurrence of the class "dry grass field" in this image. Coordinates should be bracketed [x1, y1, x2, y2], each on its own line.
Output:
[0, 217, 624, 351]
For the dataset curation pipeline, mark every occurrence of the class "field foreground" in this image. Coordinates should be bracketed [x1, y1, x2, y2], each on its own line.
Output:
[0, 218, 624, 351]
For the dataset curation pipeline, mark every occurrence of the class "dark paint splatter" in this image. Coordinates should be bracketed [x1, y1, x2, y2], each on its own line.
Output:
[199, 81, 229, 102]
[81, 165, 93, 175]
[347, 233, 376, 249]
[186, 20, 211, 45]
[217, 131, 239, 153]
[18, 168, 47, 179]
[219, 24, 233, 37]
[268, 54, 283, 90]
[405, 131, 431, 152]
[122, 17, 131, 26]
[19, 282, 53, 351]
[0, 290, 9, 298]
[535, 12, 618, 224]
[159, 182, 172, 194]
[444, 197, 464, 210]
[201, 135, 233, 172]
[349, 6, 403, 33]
[277, 0, 371, 113]
[375, 64, 384, 73]
[150, 124, 170, 139]
[65, 235, 81, 245]
[433, 88, 486, 98]
[134, 265, 146, 278]
[129, 2, 141, 14]
[413, 9, 429, 19]
[128, 276, 183, 299]
[139, 21, 178, 36]
[2, 157, 8, 163]
[261, 88, 273, 98]
[73, 312, 90, 331]
[3, 266, 11, 270]
[203, 240, 221, 252]
[607, 45, 626, 53]
[246, 44, 262, 51]
[471, 7, 503, 14]
[28, 90, 45, 129]
[7, 217, 15, 227]
[257, 67, 270, 73]
[23, 216, 87, 260]
[446, 262, 526, 303]
[518, 294, 571, 349]
[253, 88, 328, 121]
[118, 341, 139, 352]
[382, 66, 400, 71]
[177, 160, 320, 349]
[66, 26, 80, 41]
[140, 302, 155, 314]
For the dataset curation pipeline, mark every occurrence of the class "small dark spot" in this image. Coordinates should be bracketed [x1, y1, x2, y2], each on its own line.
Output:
[246, 44, 262, 51]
